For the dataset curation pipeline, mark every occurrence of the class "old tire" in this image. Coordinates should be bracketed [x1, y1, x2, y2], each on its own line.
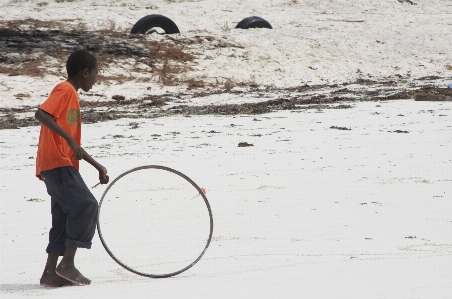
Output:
[235, 16, 272, 29]
[130, 14, 180, 34]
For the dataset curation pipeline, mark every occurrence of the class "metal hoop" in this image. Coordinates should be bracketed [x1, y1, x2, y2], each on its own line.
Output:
[97, 165, 213, 278]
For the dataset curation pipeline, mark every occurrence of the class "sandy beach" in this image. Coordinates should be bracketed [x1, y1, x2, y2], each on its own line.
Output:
[1, 0, 452, 298]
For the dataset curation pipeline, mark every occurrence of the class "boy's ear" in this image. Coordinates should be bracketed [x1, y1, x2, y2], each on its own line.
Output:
[82, 68, 89, 77]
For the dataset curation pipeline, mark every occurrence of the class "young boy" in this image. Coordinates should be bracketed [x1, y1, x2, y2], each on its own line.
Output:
[35, 49, 109, 287]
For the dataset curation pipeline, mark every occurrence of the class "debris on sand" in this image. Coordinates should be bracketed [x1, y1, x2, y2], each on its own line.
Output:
[238, 142, 254, 147]
[412, 87, 452, 101]
[389, 130, 409, 133]
[330, 126, 351, 131]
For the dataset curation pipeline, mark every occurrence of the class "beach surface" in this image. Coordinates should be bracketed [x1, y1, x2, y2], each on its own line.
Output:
[1, 0, 452, 298]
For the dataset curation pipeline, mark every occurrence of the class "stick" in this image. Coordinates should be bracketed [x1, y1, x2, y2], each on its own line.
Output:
[0, 44, 10, 54]
[95, 83, 112, 102]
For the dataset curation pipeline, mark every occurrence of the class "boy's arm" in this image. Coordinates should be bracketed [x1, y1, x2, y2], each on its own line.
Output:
[80, 150, 109, 184]
[35, 108, 109, 184]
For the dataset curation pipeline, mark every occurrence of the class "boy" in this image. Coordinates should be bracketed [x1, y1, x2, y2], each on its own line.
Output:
[35, 49, 109, 287]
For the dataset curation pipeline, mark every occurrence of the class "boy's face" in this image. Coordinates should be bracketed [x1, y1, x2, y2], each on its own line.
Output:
[81, 62, 98, 92]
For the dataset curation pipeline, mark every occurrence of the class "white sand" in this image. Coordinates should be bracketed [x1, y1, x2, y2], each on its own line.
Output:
[1, 0, 452, 298]
[0, 0, 451, 105]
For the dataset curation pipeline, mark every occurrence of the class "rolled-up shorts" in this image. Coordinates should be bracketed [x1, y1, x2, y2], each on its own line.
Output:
[40, 166, 98, 255]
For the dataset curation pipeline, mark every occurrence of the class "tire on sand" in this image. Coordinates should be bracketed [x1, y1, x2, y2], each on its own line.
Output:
[130, 14, 180, 34]
[235, 16, 273, 29]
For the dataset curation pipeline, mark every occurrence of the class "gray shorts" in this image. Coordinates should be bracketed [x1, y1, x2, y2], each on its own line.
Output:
[40, 166, 98, 255]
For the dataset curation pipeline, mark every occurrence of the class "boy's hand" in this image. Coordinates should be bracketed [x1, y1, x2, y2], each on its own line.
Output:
[91, 167, 109, 189]
[99, 166, 109, 184]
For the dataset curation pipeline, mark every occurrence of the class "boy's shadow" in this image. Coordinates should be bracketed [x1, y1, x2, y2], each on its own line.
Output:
[1, 283, 52, 291]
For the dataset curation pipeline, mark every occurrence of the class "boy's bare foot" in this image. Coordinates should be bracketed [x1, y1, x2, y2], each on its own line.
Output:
[40, 269, 74, 287]
[56, 264, 91, 286]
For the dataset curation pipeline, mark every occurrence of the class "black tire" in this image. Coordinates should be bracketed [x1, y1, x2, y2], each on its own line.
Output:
[130, 14, 180, 34]
[235, 16, 273, 29]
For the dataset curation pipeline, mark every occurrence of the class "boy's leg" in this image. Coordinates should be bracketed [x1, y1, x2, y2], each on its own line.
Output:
[52, 167, 99, 249]
[57, 167, 98, 285]
[40, 167, 98, 286]
[46, 196, 67, 256]
[40, 202, 74, 286]
[58, 167, 98, 250]
[40, 175, 73, 286]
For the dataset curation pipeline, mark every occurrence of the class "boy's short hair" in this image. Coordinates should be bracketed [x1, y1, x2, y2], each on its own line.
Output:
[66, 49, 97, 77]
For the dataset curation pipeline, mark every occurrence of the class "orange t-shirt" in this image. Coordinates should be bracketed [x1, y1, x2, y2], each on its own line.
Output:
[36, 82, 82, 179]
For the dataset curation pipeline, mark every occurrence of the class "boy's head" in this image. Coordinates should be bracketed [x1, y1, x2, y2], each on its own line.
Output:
[66, 49, 97, 77]
[66, 49, 98, 92]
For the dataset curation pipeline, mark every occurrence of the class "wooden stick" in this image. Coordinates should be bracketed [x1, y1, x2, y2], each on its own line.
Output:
[0, 44, 10, 54]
